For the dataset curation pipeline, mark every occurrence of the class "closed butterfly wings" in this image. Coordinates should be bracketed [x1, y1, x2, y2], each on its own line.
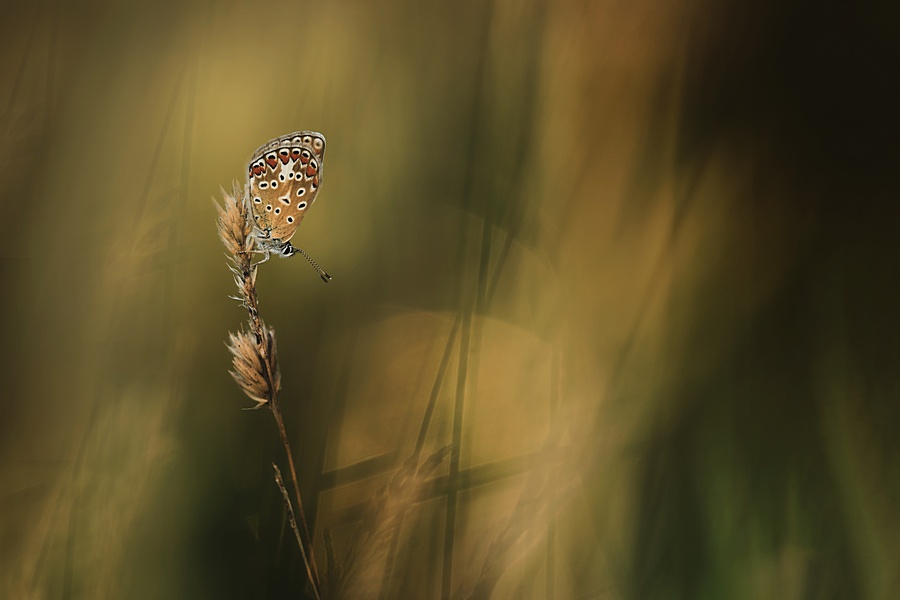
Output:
[247, 131, 325, 252]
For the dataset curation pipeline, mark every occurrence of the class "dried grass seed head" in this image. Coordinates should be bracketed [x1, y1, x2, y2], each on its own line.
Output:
[216, 182, 254, 255]
[226, 327, 281, 409]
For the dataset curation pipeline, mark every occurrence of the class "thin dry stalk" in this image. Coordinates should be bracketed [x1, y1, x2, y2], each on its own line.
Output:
[274, 462, 308, 572]
[217, 183, 321, 599]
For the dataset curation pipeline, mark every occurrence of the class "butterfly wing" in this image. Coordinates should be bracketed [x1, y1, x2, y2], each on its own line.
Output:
[247, 131, 325, 245]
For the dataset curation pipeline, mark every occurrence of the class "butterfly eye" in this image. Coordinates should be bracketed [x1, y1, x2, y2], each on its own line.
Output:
[271, 181, 278, 188]
[260, 182, 268, 189]
[279, 174, 284, 180]
[298, 201, 307, 209]
[297, 188, 305, 196]
[254, 197, 262, 203]
[303, 136, 311, 144]
[266, 205, 272, 211]
[287, 216, 294, 223]
[274, 208, 281, 214]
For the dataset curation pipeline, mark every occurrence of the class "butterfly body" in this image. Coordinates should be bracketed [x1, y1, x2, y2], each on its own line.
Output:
[246, 131, 325, 258]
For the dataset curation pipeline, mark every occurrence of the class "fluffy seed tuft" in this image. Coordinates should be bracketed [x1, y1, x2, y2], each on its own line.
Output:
[215, 182, 254, 255]
[226, 327, 281, 409]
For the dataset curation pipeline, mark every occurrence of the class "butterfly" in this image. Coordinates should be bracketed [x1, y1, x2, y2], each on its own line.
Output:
[246, 130, 331, 281]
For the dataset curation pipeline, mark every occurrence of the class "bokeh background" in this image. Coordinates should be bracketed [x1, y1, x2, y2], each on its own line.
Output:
[2, 0, 899, 598]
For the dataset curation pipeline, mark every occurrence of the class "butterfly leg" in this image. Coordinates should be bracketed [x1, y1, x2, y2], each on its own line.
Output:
[251, 249, 272, 265]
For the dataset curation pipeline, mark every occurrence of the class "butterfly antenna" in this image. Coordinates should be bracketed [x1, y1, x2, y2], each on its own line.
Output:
[296, 248, 332, 283]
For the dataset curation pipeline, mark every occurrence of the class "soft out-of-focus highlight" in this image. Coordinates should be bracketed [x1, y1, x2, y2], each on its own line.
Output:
[1, 0, 898, 598]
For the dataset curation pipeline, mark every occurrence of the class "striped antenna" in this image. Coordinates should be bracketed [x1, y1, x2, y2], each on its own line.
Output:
[295, 247, 332, 283]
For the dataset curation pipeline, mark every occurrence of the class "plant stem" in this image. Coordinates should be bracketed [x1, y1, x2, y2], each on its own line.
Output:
[270, 393, 320, 592]
[274, 463, 322, 600]
[235, 244, 321, 597]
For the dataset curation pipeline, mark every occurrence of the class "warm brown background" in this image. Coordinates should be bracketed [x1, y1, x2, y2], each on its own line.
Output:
[1, 0, 898, 598]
